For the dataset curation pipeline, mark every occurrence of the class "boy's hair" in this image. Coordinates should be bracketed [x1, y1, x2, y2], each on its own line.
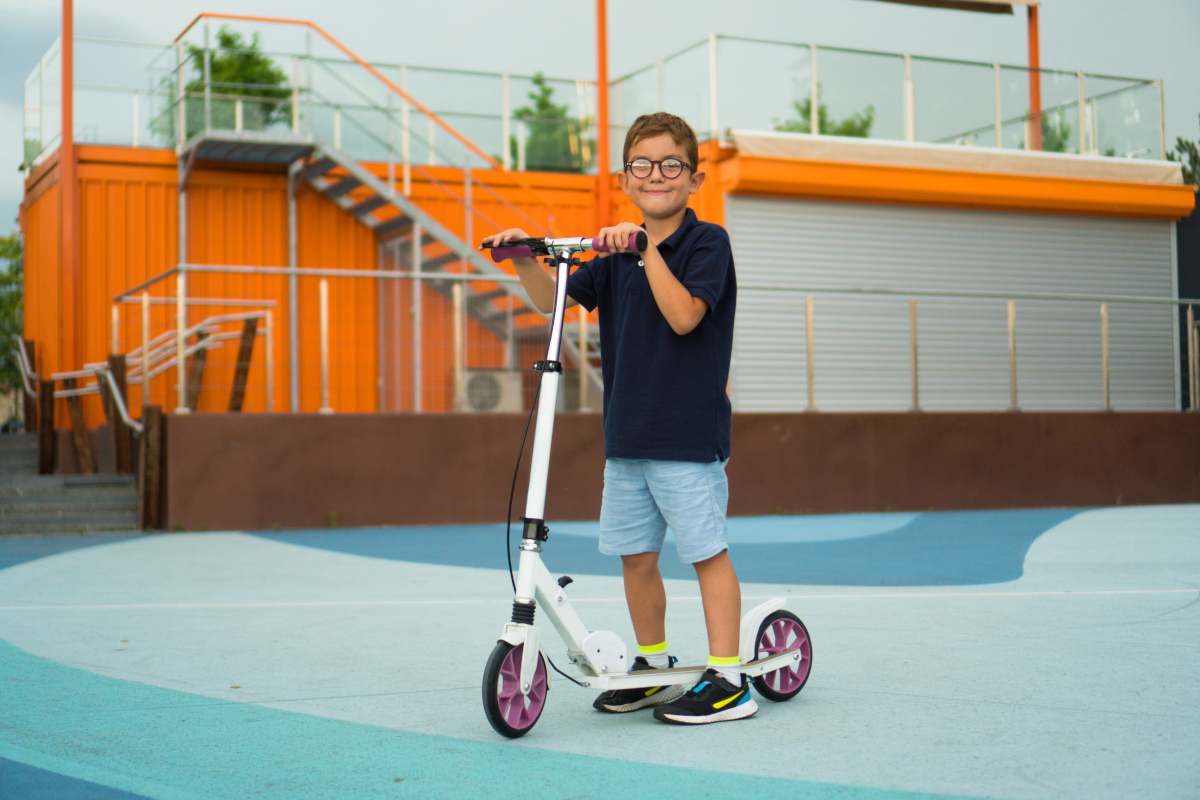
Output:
[622, 112, 699, 172]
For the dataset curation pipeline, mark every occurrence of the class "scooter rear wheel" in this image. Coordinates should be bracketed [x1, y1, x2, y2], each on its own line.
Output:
[482, 641, 549, 738]
[752, 610, 812, 702]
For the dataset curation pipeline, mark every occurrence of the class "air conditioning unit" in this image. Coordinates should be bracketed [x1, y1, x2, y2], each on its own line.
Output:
[464, 369, 524, 412]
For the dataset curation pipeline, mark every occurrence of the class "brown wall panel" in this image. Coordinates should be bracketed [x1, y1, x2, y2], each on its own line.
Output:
[164, 412, 1200, 531]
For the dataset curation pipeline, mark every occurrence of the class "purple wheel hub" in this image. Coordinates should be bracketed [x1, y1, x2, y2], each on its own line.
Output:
[496, 644, 548, 730]
[757, 617, 811, 694]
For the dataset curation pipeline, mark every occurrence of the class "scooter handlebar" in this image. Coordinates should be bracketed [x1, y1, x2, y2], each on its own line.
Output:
[486, 231, 647, 262]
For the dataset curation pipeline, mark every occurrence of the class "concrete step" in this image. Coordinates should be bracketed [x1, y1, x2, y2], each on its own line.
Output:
[1, 514, 139, 534]
[2, 497, 138, 513]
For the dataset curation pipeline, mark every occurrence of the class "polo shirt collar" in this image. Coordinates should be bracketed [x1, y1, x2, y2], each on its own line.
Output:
[652, 207, 698, 253]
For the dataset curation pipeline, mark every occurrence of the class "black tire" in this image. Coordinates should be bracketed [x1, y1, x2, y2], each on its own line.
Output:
[751, 610, 812, 702]
[482, 640, 549, 738]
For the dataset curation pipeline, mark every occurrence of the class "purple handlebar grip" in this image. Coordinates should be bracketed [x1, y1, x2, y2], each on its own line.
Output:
[491, 245, 534, 262]
[592, 232, 646, 253]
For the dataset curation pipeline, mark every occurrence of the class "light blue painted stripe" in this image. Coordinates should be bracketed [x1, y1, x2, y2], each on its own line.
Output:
[550, 512, 920, 543]
[0, 638, 988, 800]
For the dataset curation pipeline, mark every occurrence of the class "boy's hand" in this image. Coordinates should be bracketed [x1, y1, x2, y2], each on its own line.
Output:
[481, 228, 531, 249]
[595, 222, 646, 258]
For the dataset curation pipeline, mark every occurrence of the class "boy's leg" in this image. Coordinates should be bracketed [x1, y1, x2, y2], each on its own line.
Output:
[693, 549, 741, 659]
[621, 551, 667, 648]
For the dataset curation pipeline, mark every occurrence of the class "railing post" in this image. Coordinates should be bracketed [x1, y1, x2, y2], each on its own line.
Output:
[108, 353, 131, 472]
[38, 378, 56, 474]
[175, 268, 189, 414]
[386, 92, 395, 196]
[452, 282, 465, 411]
[235, 98, 243, 132]
[175, 42, 185, 147]
[708, 33, 719, 142]
[334, 107, 342, 150]
[287, 160, 300, 413]
[1158, 79, 1166, 161]
[805, 294, 816, 411]
[501, 73, 511, 171]
[265, 310, 274, 413]
[654, 58, 664, 112]
[904, 54, 915, 143]
[1188, 304, 1196, 411]
[401, 65, 411, 195]
[292, 56, 300, 135]
[227, 317, 259, 412]
[993, 63, 1002, 149]
[111, 303, 119, 354]
[132, 89, 139, 148]
[319, 278, 333, 414]
[810, 44, 819, 135]
[203, 23, 211, 134]
[1008, 300, 1019, 411]
[141, 292, 150, 409]
[1077, 72, 1087, 155]
[910, 298, 920, 411]
[138, 404, 162, 530]
[412, 224, 423, 412]
[1101, 303, 1110, 410]
[64, 377, 95, 474]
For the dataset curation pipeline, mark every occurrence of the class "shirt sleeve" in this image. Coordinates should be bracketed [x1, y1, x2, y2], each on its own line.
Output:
[679, 227, 732, 314]
[566, 258, 602, 312]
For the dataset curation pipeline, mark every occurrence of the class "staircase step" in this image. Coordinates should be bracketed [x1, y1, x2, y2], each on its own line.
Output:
[1, 513, 140, 534]
[348, 195, 389, 217]
[323, 176, 362, 199]
[301, 156, 337, 180]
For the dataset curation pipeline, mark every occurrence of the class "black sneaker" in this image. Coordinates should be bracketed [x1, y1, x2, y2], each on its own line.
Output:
[652, 668, 758, 725]
[592, 656, 685, 713]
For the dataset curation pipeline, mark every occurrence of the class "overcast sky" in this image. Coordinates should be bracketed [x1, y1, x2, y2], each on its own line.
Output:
[2, 0, 1197, 233]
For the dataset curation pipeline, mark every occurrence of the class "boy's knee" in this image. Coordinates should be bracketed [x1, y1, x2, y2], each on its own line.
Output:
[621, 551, 661, 574]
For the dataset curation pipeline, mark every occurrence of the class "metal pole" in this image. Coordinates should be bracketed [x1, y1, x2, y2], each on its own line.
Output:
[654, 58, 664, 112]
[1008, 300, 1018, 411]
[318, 278, 332, 414]
[708, 32, 719, 142]
[517, 120, 526, 172]
[377, 241, 385, 411]
[810, 44, 819, 135]
[334, 107, 342, 150]
[1101, 302, 1110, 410]
[203, 24, 211, 134]
[305, 29, 313, 140]
[401, 65, 411, 196]
[175, 42, 185, 147]
[175, 268, 188, 413]
[501, 73, 511, 171]
[805, 294, 816, 411]
[1188, 304, 1196, 410]
[386, 92, 395, 196]
[287, 160, 300, 412]
[412, 224, 422, 412]
[1158, 79, 1167, 160]
[265, 310, 274, 413]
[910, 298, 919, 411]
[452, 282, 464, 411]
[235, 99, 243, 132]
[1078, 72, 1087, 155]
[994, 63, 1002, 148]
[292, 56, 300, 135]
[111, 304, 119, 354]
[904, 54, 915, 143]
[579, 309, 589, 412]
[132, 89, 139, 147]
[141, 291, 150, 409]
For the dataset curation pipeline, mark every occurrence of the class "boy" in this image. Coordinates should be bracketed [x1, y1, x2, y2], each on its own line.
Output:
[483, 112, 750, 725]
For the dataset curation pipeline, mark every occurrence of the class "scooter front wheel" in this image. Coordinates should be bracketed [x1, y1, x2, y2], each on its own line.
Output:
[752, 610, 812, 702]
[482, 640, 549, 738]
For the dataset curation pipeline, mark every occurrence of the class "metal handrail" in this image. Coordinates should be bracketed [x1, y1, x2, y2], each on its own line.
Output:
[11, 334, 38, 398]
[738, 284, 1200, 307]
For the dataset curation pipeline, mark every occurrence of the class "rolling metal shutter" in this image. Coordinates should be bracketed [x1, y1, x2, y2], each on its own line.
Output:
[726, 195, 1179, 411]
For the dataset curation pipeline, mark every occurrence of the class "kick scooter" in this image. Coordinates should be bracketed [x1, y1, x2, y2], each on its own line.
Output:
[478, 232, 812, 738]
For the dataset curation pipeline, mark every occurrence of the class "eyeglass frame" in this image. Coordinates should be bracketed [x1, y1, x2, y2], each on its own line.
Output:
[623, 157, 695, 179]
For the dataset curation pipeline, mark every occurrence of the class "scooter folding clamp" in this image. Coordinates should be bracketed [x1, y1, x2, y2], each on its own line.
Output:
[520, 517, 549, 542]
[532, 360, 562, 374]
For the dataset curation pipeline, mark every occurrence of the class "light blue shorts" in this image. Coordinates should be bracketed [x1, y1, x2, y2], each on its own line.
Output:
[598, 458, 730, 564]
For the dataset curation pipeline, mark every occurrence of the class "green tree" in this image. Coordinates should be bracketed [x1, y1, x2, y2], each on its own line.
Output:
[774, 88, 874, 138]
[0, 231, 24, 393]
[510, 73, 591, 173]
[1166, 114, 1200, 184]
[152, 26, 291, 144]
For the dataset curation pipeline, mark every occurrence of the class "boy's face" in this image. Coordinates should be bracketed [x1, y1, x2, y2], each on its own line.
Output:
[617, 133, 705, 220]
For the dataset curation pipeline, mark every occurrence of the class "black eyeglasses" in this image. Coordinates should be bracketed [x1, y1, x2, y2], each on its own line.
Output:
[624, 157, 692, 179]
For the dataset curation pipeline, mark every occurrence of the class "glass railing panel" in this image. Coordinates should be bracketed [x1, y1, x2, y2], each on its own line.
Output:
[713, 37, 810, 135]
[1091, 82, 1163, 160]
[1036, 69, 1084, 154]
[996, 66, 1031, 149]
[912, 57, 997, 147]
[817, 48, 906, 142]
[660, 41, 711, 139]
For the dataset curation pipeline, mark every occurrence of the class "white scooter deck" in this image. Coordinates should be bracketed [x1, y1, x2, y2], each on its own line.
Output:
[572, 648, 805, 691]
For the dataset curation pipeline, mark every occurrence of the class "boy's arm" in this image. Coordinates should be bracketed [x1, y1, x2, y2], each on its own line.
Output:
[599, 222, 707, 335]
[483, 229, 579, 314]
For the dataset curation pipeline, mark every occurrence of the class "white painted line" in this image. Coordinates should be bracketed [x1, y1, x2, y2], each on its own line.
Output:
[0, 588, 1192, 611]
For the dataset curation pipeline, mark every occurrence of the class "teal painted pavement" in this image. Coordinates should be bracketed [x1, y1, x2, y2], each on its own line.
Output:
[0, 637, 981, 800]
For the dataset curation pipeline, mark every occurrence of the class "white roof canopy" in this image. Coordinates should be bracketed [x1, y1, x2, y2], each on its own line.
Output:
[863, 0, 1039, 14]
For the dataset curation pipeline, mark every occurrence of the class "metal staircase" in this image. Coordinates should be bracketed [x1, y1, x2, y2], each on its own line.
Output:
[180, 129, 603, 400]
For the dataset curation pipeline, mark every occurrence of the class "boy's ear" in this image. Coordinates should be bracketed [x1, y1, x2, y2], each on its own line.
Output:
[688, 169, 706, 196]
[617, 170, 630, 195]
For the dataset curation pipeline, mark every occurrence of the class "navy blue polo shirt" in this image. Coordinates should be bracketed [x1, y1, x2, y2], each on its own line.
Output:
[566, 208, 736, 463]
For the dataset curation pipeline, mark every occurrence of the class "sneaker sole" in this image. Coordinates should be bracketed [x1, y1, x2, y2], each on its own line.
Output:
[654, 698, 760, 725]
[599, 684, 687, 713]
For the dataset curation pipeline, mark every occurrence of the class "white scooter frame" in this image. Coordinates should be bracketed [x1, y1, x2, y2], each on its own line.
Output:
[492, 236, 803, 702]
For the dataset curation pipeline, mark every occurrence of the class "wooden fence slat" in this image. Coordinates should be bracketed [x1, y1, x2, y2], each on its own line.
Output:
[228, 318, 259, 412]
[63, 377, 95, 474]
[186, 331, 208, 412]
[139, 405, 162, 530]
[37, 378, 55, 474]
[108, 354, 132, 472]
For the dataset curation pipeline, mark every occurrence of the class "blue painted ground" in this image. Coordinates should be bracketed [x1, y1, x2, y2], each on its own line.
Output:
[0, 637, 978, 800]
[254, 509, 1082, 585]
